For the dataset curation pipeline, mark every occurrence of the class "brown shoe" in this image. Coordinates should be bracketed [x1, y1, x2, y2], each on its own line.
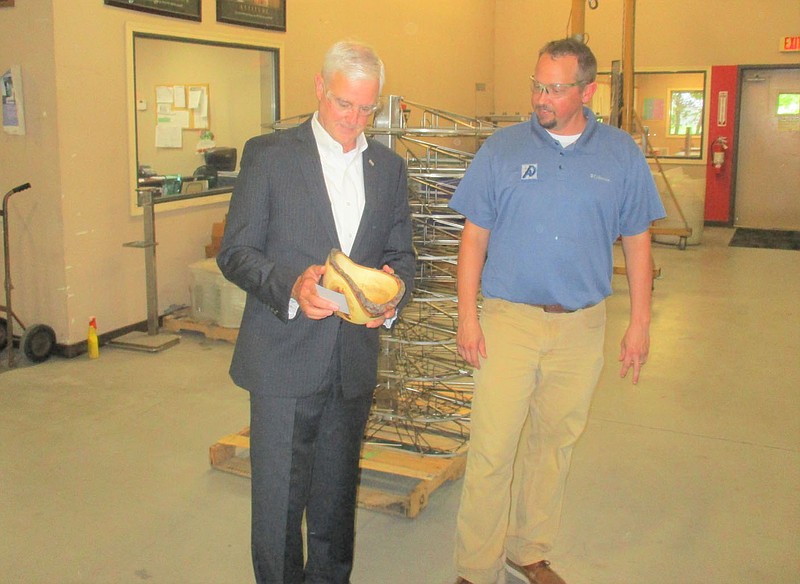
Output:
[506, 558, 566, 584]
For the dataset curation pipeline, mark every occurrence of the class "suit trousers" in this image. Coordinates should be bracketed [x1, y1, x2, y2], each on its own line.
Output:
[249, 337, 373, 584]
[455, 299, 606, 584]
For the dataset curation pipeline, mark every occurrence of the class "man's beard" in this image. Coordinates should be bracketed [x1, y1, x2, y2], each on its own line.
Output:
[535, 106, 557, 129]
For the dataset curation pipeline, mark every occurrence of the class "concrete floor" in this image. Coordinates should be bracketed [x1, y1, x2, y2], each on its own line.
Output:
[1, 227, 798, 584]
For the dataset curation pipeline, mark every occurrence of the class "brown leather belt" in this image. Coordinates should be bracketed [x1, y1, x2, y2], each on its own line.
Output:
[529, 303, 575, 313]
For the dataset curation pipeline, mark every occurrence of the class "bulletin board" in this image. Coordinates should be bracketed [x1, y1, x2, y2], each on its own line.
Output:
[153, 83, 209, 148]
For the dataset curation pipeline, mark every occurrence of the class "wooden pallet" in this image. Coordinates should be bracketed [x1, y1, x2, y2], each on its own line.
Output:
[209, 427, 466, 518]
[162, 313, 239, 343]
[613, 265, 662, 279]
[649, 225, 692, 250]
[358, 443, 466, 518]
[209, 426, 252, 477]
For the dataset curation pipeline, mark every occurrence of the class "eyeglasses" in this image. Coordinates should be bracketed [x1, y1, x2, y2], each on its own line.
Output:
[325, 89, 381, 116]
[529, 76, 583, 98]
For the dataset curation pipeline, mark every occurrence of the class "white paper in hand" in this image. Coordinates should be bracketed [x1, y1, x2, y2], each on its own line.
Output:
[316, 284, 350, 315]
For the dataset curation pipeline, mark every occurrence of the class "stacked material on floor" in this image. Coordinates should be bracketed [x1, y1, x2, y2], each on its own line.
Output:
[189, 258, 245, 328]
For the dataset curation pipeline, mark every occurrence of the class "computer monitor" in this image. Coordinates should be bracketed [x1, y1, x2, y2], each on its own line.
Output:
[204, 147, 237, 172]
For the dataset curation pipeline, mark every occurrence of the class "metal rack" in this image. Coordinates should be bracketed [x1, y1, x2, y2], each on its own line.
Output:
[267, 97, 506, 455]
[363, 97, 506, 455]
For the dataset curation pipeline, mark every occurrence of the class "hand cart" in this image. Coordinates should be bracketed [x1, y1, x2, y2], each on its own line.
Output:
[1, 183, 57, 367]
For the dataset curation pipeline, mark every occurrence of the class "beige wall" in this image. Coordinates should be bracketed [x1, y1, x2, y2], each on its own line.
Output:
[279, 2, 497, 119]
[0, 0, 797, 346]
[0, 1, 65, 339]
[0, 0, 495, 345]
[494, 0, 800, 115]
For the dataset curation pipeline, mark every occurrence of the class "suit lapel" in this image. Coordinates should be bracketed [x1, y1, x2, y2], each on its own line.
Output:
[296, 120, 341, 251]
[351, 146, 379, 261]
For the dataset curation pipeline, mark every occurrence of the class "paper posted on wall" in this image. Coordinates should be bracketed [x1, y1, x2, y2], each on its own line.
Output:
[2, 65, 26, 135]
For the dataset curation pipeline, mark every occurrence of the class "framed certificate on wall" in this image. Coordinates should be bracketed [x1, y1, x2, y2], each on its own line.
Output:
[104, 0, 201, 22]
[216, 0, 286, 32]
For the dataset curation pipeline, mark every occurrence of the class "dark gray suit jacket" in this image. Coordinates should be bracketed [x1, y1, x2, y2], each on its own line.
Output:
[217, 119, 415, 399]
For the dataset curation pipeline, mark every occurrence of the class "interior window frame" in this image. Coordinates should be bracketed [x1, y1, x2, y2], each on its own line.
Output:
[591, 68, 709, 162]
[125, 22, 282, 215]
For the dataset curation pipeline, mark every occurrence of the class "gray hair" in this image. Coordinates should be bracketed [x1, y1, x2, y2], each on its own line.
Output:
[321, 41, 385, 93]
[539, 38, 598, 84]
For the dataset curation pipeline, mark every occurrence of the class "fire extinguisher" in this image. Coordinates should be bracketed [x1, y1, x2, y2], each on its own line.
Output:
[711, 136, 728, 173]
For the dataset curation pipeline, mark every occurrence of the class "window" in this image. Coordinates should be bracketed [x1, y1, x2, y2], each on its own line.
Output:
[126, 24, 281, 213]
[777, 93, 800, 115]
[669, 90, 704, 136]
[590, 70, 707, 159]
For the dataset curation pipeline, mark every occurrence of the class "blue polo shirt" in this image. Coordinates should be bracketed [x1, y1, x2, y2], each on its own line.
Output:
[449, 107, 665, 311]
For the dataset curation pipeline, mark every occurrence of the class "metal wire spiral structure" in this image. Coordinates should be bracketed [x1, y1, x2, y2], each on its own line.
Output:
[268, 99, 522, 455]
[364, 108, 498, 456]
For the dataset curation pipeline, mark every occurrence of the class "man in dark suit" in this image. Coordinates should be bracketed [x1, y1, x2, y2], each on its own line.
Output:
[217, 41, 415, 584]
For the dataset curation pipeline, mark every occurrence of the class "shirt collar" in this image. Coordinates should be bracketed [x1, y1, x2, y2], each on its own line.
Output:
[529, 106, 599, 150]
[311, 112, 368, 159]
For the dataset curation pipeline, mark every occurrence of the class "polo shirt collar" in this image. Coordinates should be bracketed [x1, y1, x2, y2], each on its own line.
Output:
[529, 106, 600, 153]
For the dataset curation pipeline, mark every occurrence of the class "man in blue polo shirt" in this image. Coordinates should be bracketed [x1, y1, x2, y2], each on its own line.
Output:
[451, 38, 665, 584]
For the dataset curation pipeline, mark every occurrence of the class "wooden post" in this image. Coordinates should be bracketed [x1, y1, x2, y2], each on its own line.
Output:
[621, 0, 636, 133]
[570, 0, 586, 40]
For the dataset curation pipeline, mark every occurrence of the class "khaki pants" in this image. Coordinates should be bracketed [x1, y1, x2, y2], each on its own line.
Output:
[455, 299, 606, 584]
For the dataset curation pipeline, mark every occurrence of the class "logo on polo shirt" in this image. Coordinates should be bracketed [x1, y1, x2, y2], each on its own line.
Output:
[521, 163, 538, 180]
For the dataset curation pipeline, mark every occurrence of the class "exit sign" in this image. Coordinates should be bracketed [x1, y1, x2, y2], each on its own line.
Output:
[782, 36, 800, 52]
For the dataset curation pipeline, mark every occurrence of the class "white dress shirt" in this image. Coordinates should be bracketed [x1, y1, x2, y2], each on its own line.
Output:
[311, 111, 368, 256]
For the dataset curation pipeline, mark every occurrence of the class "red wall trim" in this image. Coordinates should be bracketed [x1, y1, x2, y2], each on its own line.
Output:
[704, 65, 738, 224]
